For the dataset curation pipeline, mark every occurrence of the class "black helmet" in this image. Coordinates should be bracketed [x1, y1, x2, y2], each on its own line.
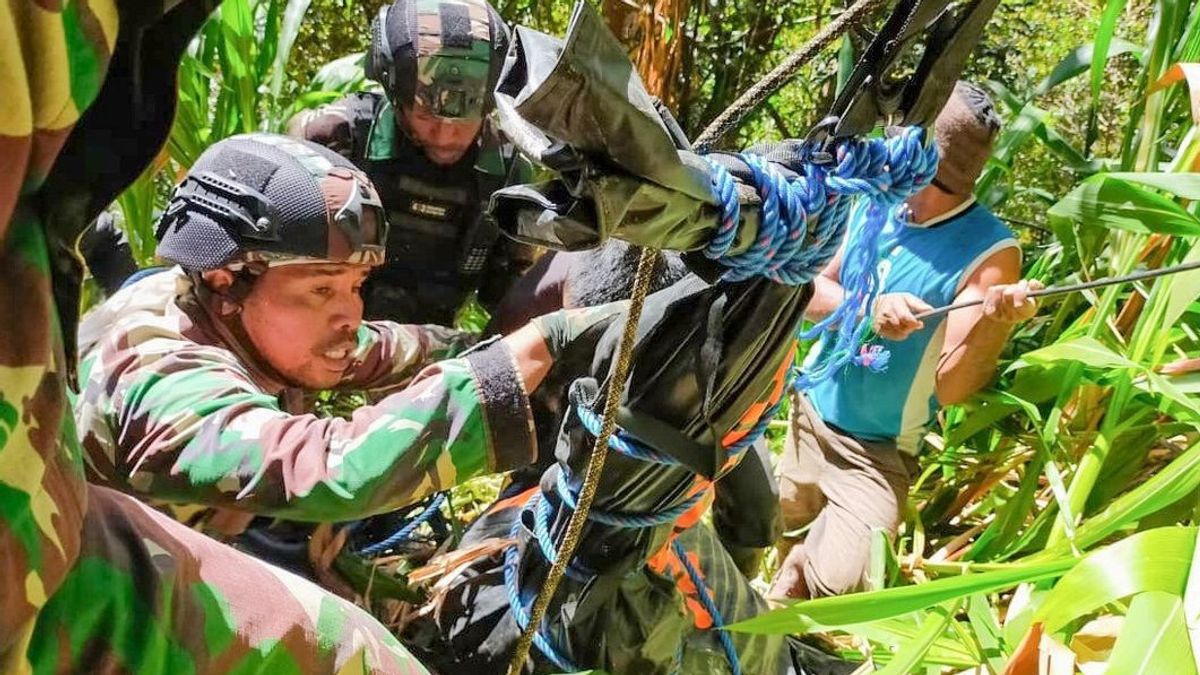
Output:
[156, 133, 387, 272]
[365, 0, 509, 120]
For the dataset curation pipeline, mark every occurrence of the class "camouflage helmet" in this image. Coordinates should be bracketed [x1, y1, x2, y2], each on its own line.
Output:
[366, 0, 509, 120]
[156, 133, 387, 272]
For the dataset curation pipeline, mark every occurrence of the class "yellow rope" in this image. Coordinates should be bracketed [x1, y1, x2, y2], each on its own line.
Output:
[506, 246, 660, 674]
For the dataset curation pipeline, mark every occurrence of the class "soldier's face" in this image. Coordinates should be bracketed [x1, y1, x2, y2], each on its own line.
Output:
[236, 263, 370, 389]
[401, 103, 483, 166]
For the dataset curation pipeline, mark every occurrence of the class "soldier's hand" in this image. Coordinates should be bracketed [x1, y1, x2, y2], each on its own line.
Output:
[872, 292, 932, 341]
[981, 279, 1043, 324]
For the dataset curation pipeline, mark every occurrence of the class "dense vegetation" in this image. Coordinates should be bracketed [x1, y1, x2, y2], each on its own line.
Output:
[101, 0, 1200, 671]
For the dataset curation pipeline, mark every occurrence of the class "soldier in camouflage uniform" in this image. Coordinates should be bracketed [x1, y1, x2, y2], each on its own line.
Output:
[2, 1, 437, 671]
[74, 131, 623, 562]
[289, 0, 535, 327]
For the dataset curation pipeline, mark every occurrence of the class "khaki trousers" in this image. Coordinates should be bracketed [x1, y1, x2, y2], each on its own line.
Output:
[773, 392, 917, 598]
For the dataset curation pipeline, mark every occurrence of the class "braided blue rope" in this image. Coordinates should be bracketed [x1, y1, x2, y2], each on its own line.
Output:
[357, 492, 447, 557]
[702, 128, 939, 389]
[556, 471, 706, 528]
[504, 515, 579, 672]
[794, 129, 939, 389]
[529, 491, 595, 582]
[671, 539, 742, 675]
[575, 404, 682, 466]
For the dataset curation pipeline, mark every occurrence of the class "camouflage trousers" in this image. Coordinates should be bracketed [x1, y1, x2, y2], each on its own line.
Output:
[18, 485, 428, 675]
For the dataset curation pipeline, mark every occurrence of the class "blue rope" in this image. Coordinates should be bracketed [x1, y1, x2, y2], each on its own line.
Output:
[702, 128, 939, 389]
[575, 404, 682, 467]
[503, 126, 938, 673]
[672, 539, 742, 675]
[556, 471, 706, 528]
[504, 515, 579, 673]
[357, 492, 447, 557]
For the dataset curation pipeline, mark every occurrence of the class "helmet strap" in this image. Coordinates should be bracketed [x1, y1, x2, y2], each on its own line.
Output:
[188, 270, 295, 391]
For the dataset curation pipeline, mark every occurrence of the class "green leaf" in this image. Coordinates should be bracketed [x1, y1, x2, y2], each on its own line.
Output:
[1104, 591, 1196, 674]
[1092, 0, 1132, 101]
[311, 53, 369, 92]
[1164, 240, 1200, 328]
[1036, 527, 1195, 633]
[1047, 175, 1200, 237]
[836, 615, 978, 667]
[727, 558, 1076, 634]
[270, 0, 314, 102]
[1144, 372, 1200, 421]
[875, 602, 961, 675]
[967, 594, 1008, 674]
[1036, 38, 1142, 96]
[1010, 336, 1140, 372]
[1105, 171, 1200, 198]
[1033, 441, 1200, 558]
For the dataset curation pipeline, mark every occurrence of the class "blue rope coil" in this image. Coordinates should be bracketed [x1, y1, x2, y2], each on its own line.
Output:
[504, 515, 579, 673]
[702, 128, 939, 389]
[357, 492, 447, 557]
[503, 126, 939, 673]
[556, 470, 706, 529]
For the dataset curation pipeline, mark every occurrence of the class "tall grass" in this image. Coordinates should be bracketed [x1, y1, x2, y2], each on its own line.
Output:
[745, 1, 1200, 671]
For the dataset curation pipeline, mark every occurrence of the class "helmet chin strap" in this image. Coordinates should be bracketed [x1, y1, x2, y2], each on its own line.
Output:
[188, 270, 297, 393]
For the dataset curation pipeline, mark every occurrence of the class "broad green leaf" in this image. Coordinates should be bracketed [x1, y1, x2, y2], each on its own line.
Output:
[1178, 1, 1200, 62]
[875, 602, 960, 675]
[1047, 175, 1200, 237]
[1036, 527, 1195, 633]
[270, 0, 314, 101]
[838, 615, 978, 667]
[968, 450, 1046, 562]
[311, 53, 369, 92]
[1145, 372, 1200, 420]
[1104, 591, 1195, 674]
[1164, 240, 1200, 328]
[1184, 521, 1200, 673]
[1010, 336, 1140, 372]
[728, 558, 1076, 634]
[1105, 171, 1200, 198]
[1035, 38, 1142, 97]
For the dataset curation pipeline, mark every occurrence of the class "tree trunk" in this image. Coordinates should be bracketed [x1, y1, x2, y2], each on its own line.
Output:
[603, 0, 690, 108]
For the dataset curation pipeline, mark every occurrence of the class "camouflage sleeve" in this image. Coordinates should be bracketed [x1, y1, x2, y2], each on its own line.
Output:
[339, 319, 477, 395]
[0, 0, 115, 657]
[286, 98, 358, 159]
[27, 485, 429, 674]
[84, 337, 534, 523]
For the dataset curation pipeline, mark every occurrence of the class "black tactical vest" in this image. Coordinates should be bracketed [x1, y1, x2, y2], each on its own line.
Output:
[343, 93, 510, 326]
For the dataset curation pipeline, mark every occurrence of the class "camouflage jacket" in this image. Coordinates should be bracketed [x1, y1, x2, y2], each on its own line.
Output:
[76, 267, 536, 523]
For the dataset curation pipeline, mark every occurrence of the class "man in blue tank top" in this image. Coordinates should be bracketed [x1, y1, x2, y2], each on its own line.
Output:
[769, 82, 1044, 600]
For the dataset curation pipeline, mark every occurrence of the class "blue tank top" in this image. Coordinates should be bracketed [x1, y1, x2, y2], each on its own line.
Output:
[806, 200, 1017, 452]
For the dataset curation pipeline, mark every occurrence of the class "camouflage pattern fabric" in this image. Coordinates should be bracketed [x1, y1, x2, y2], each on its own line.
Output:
[76, 267, 534, 523]
[0, 0, 119, 662]
[413, 0, 494, 119]
[0, 0, 507, 671]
